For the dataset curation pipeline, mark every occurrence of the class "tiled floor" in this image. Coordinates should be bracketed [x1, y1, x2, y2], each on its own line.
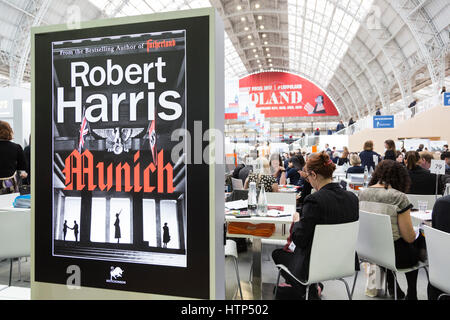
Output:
[0, 258, 30, 300]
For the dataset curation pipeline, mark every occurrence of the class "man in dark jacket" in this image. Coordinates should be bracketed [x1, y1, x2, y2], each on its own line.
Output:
[408, 165, 444, 195]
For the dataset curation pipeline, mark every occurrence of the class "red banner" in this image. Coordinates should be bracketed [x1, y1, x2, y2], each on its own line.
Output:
[239, 72, 339, 118]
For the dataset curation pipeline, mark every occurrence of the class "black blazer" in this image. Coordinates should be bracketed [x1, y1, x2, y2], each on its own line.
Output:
[290, 183, 359, 281]
[432, 195, 450, 233]
[408, 166, 443, 195]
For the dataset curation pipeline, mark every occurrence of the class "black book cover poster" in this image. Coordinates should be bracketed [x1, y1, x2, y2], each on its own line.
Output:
[52, 30, 187, 267]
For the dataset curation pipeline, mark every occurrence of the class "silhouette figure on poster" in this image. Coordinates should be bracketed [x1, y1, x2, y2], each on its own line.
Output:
[163, 223, 170, 248]
[114, 209, 122, 244]
[73, 220, 79, 242]
[63, 220, 69, 241]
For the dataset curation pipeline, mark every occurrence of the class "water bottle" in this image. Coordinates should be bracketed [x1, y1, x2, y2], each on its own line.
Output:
[445, 183, 450, 196]
[364, 166, 369, 187]
[257, 183, 268, 216]
[248, 182, 257, 215]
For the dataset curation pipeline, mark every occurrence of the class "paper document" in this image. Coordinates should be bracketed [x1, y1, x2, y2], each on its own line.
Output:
[225, 200, 248, 210]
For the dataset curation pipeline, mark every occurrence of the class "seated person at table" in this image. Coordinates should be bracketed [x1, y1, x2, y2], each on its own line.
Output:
[396, 151, 405, 165]
[420, 151, 450, 188]
[286, 157, 303, 186]
[346, 153, 365, 178]
[337, 148, 350, 166]
[405, 151, 443, 195]
[428, 195, 450, 300]
[331, 152, 339, 164]
[272, 152, 359, 299]
[442, 151, 450, 174]
[359, 160, 427, 300]
[270, 153, 286, 185]
[244, 157, 278, 193]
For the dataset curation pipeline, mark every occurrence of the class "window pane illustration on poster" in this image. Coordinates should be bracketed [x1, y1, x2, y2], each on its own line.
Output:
[143, 199, 157, 247]
[62, 196, 81, 242]
[160, 199, 179, 250]
[90, 197, 106, 243]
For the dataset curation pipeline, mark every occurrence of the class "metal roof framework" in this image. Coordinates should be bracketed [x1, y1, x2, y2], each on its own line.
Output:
[0, 0, 448, 124]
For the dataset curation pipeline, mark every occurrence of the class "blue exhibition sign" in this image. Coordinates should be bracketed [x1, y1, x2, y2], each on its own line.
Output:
[373, 115, 394, 129]
[444, 92, 450, 106]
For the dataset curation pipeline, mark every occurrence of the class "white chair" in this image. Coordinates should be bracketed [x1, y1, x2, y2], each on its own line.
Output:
[263, 192, 296, 252]
[355, 210, 429, 300]
[265, 192, 296, 206]
[232, 178, 244, 191]
[225, 239, 243, 300]
[422, 226, 450, 300]
[274, 221, 359, 300]
[406, 194, 442, 210]
[0, 209, 30, 286]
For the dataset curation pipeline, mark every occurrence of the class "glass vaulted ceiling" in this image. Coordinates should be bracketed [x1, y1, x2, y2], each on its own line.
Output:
[90, 0, 374, 82]
[88, 0, 246, 78]
[288, 0, 374, 87]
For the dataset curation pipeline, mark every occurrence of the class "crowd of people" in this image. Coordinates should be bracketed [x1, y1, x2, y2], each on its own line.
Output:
[229, 138, 450, 300]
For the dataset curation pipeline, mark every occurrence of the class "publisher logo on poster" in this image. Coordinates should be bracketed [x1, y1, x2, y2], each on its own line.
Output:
[106, 266, 126, 284]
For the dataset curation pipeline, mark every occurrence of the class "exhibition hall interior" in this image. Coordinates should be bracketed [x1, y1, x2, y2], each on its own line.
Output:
[0, 0, 449, 301]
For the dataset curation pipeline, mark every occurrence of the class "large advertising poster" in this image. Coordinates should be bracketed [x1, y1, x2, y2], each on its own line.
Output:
[34, 13, 217, 299]
[52, 30, 188, 267]
[239, 71, 339, 118]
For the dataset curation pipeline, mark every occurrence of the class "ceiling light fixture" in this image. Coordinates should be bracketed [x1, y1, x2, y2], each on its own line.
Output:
[244, 26, 249, 31]
[262, 34, 266, 38]
[241, 17, 246, 22]
[258, 16, 262, 20]
[260, 25, 264, 29]
[266, 48, 269, 51]
[255, 54, 258, 58]
[253, 49, 256, 52]
[255, 3, 260, 9]
[237, 5, 242, 10]
[247, 35, 252, 39]
[250, 42, 254, 46]
[267, 53, 270, 57]
[264, 41, 268, 45]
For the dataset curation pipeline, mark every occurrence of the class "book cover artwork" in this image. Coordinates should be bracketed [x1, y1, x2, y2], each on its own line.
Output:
[52, 30, 187, 267]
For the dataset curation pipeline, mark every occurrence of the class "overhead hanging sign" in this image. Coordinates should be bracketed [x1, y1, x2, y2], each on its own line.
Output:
[443, 92, 450, 106]
[238, 71, 339, 118]
[33, 9, 224, 299]
[373, 115, 394, 128]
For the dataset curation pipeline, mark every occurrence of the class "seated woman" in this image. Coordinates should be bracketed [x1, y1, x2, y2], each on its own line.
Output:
[405, 151, 443, 195]
[286, 156, 303, 186]
[396, 151, 405, 165]
[337, 148, 350, 166]
[359, 160, 426, 300]
[244, 157, 278, 192]
[0, 120, 28, 194]
[269, 153, 286, 185]
[272, 151, 359, 299]
[346, 153, 365, 178]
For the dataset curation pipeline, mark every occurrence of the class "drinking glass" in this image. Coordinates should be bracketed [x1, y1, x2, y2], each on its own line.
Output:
[418, 200, 428, 212]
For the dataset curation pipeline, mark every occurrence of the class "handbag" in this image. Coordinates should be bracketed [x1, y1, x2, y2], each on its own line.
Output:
[18, 177, 30, 195]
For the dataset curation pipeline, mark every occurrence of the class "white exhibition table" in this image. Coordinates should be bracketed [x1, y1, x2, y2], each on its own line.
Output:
[0, 193, 29, 213]
[225, 204, 295, 300]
